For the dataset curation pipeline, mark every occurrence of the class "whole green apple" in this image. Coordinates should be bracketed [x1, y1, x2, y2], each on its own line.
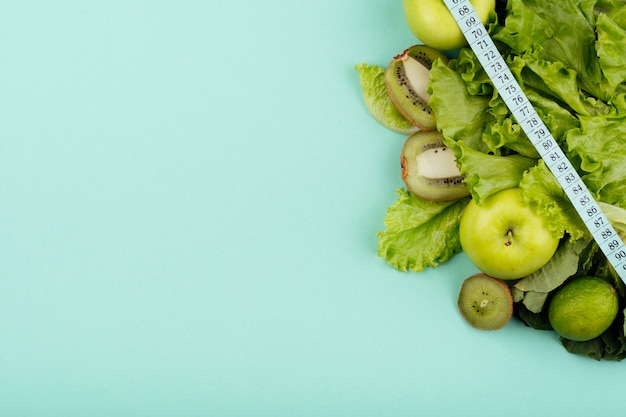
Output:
[403, 0, 495, 50]
[459, 188, 560, 280]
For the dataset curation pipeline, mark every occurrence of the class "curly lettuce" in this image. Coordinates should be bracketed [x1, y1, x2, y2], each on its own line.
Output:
[377, 189, 469, 272]
[566, 115, 626, 208]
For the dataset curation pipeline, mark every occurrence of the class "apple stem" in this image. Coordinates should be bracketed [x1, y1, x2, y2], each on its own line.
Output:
[505, 230, 513, 247]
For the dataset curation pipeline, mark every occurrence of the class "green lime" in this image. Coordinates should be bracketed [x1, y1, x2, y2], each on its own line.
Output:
[548, 276, 619, 342]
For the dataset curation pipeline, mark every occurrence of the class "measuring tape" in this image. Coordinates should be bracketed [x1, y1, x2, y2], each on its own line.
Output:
[442, 0, 626, 282]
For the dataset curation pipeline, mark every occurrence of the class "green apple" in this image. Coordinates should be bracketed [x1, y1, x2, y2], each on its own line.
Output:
[403, 0, 496, 50]
[459, 188, 560, 280]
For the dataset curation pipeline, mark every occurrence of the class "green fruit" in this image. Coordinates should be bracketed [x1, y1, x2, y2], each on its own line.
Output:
[384, 45, 448, 130]
[402, 0, 496, 50]
[400, 130, 469, 201]
[458, 273, 513, 330]
[548, 276, 619, 342]
[459, 188, 560, 280]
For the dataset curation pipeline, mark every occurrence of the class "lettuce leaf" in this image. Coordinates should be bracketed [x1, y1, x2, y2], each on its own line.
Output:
[377, 189, 469, 272]
[457, 146, 536, 204]
[566, 115, 626, 208]
[429, 59, 494, 154]
[599, 202, 626, 239]
[454, 47, 497, 97]
[506, 50, 608, 116]
[522, 89, 580, 149]
[355, 63, 420, 135]
[494, 0, 608, 100]
[605, 1, 626, 29]
[596, 13, 626, 94]
[520, 161, 590, 240]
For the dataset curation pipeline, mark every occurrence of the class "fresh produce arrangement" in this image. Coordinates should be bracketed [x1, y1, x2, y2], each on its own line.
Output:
[356, 0, 626, 360]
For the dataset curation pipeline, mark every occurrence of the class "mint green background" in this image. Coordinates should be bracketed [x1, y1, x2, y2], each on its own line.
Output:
[1, 1, 624, 416]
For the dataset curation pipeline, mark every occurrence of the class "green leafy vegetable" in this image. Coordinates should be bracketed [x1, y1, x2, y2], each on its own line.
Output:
[519, 161, 589, 240]
[595, 12, 626, 94]
[493, 0, 607, 100]
[377, 189, 469, 272]
[566, 115, 626, 208]
[355, 63, 419, 135]
[458, 147, 536, 204]
[429, 58, 494, 154]
[600, 202, 626, 238]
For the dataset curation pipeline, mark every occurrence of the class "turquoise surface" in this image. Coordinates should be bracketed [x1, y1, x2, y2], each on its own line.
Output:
[1, 1, 624, 416]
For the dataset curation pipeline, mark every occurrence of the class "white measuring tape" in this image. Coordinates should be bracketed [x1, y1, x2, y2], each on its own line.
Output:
[442, 0, 626, 282]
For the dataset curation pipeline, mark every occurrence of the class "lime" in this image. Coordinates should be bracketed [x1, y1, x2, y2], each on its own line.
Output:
[548, 276, 619, 342]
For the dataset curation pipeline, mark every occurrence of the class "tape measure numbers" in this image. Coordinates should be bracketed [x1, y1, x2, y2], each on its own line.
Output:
[442, 0, 626, 282]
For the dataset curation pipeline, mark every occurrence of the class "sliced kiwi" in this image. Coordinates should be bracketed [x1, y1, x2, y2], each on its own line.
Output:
[384, 45, 449, 130]
[457, 273, 514, 331]
[401, 130, 470, 202]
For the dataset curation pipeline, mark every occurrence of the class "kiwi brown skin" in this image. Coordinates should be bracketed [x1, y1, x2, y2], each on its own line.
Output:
[457, 273, 514, 331]
[384, 45, 449, 130]
[400, 130, 470, 202]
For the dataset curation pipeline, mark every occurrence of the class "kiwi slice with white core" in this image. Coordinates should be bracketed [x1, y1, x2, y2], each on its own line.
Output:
[384, 45, 449, 130]
[458, 274, 513, 331]
[402, 55, 432, 102]
[401, 130, 470, 202]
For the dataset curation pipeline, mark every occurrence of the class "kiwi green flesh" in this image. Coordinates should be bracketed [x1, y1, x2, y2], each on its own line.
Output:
[401, 131, 470, 202]
[384, 45, 449, 130]
[458, 274, 513, 331]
